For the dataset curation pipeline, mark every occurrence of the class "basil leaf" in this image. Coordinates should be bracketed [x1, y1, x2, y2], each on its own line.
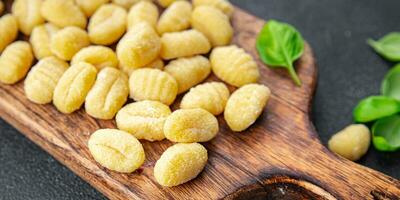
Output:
[372, 115, 400, 152]
[256, 20, 304, 86]
[353, 96, 400, 123]
[381, 63, 400, 100]
[367, 32, 400, 62]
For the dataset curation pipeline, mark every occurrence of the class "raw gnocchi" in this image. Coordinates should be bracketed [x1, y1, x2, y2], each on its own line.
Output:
[191, 6, 233, 47]
[72, 46, 119, 70]
[12, 0, 45, 35]
[76, 0, 109, 17]
[157, 0, 182, 8]
[50, 26, 90, 61]
[160, 29, 211, 60]
[154, 143, 207, 187]
[127, 1, 158, 30]
[116, 101, 171, 141]
[0, 14, 18, 53]
[192, 0, 233, 17]
[164, 55, 211, 94]
[164, 108, 219, 143]
[41, 0, 87, 29]
[88, 4, 127, 45]
[24, 57, 69, 104]
[157, 1, 192, 35]
[210, 45, 260, 87]
[112, 0, 149, 9]
[53, 62, 97, 114]
[121, 57, 164, 76]
[30, 23, 60, 59]
[129, 68, 178, 105]
[0, 41, 33, 84]
[88, 129, 145, 173]
[224, 84, 271, 132]
[181, 82, 230, 115]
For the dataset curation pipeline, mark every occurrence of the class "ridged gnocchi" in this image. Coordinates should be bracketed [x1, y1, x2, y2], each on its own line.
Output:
[127, 1, 158, 30]
[76, 0, 109, 17]
[41, 0, 87, 29]
[0, 41, 33, 84]
[24, 57, 69, 104]
[192, 0, 233, 17]
[117, 22, 161, 70]
[30, 23, 60, 59]
[112, 0, 149, 9]
[164, 108, 219, 143]
[224, 84, 271, 132]
[88, 129, 145, 173]
[157, 0, 182, 8]
[50, 26, 90, 61]
[72, 46, 119, 70]
[116, 101, 171, 141]
[191, 6, 233, 47]
[85, 67, 129, 119]
[53, 62, 97, 114]
[12, 0, 45, 35]
[164, 56, 211, 94]
[154, 143, 208, 187]
[210, 45, 260, 87]
[0, 14, 18, 53]
[88, 4, 127, 45]
[161, 29, 211, 60]
[121, 57, 164, 76]
[181, 82, 230, 115]
[129, 68, 178, 105]
[157, 1, 192, 35]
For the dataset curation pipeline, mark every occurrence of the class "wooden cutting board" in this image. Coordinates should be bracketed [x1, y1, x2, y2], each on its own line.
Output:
[1, 2, 399, 199]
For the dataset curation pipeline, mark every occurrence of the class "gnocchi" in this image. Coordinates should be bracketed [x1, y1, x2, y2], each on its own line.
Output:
[76, 0, 109, 17]
[53, 62, 97, 114]
[157, 0, 182, 8]
[157, 1, 192, 35]
[0, 14, 18, 53]
[192, 0, 233, 17]
[0, 41, 33, 84]
[112, 0, 149, 9]
[85, 67, 129, 119]
[127, 1, 158, 30]
[88, 4, 127, 45]
[41, 0, 87, 29]
[30, 23, 60, 59]
[164, 108, 219, 143]
[50, 26, 90, 61]
[210, 45, 260, 87]
[24, 57, 69, 104]
[72, 46, 119, 70]
[164, 55, 211, 94]
[224, 84, 271, 132]
[116, 101, 171, 141]
[181, 82, 230, 115]
[154, 143, 208, 187]
[129, 68, 178, 105]
[88, 129, 145, 173]
[191, 6, 233, 47]
[121, 57, 164, 76]
[12, 0, 45, 35]
[160, 29, 211, 60]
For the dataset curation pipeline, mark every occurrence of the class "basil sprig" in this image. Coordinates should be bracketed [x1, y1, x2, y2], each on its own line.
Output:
[381, 64, 400, 100]
[368, 32, 400, 62]
[353, 96, 400, 123]
[372, 115, 400, 152]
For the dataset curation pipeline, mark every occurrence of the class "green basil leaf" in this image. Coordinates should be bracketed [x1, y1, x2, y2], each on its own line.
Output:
[256, 20, 304, 86]
[372, 115, 400, 152]
[381, 63, 400, 100]
[367, 32, 400, 62]
[353, 96, 400, 123]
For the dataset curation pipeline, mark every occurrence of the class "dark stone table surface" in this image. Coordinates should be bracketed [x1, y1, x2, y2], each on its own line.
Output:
[0, 0, 399, 199]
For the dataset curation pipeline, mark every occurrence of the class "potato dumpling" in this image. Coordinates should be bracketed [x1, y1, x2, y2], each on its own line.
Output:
[127, 1, 158, 30]
[157, 1, 192, 35]
[0, 41, 33, 84]
[41, 0, 87, 29]
[192, 0, 234, 17]
[112, 0, 150, 9]
[157, 0, 183, 8]
[30, 23, 60, 59]
[0, 14, 19, 53]
[76, 0, 109, 17]
[12, 0, 45, 35]
[50, 26, 90, 61]
[120, 57, 164, 76]
[72, 46, 119, 70]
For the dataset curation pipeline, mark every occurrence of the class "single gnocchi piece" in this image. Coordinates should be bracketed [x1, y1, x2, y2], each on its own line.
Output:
[30, 23, 60, 59]
[164, 108, 219, 143]
[53, 62, 97, 114]
[127, 1, 158, 30]
[157, 0, 182, 8]
[121, 57, 164, 76]
[88, 129, 145, 173]
[76, 0, 109, 17]
[129, 68, 178, 105]
[24, 57, 69, 104]
[161, 29, 211, 60]
[164, 56, 211, 94]
[181, 82, 230, 115]
[0, 14, 18, 53]
[210, 45, 260, 87]
[0, 41, 33, 84]
[112, 0, 149, 9]
[154, 143, 208, 187]
[191, 6, 233, 47]
[41, 0, 87, 28]
[117, 22, 161, 70]
[116, 101, 171, 141]
[12, 0, 45, 35]
[192, 0, 234, 17]
[89, 4, 127, 45]
[72, 46, 119, 70]
[224, 84, 271, 132]
[157, 1, 192, 35]
[50, 26, 90, 61]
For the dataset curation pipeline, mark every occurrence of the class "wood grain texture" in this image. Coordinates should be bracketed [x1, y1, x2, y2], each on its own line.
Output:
[0, 2, 399, 199]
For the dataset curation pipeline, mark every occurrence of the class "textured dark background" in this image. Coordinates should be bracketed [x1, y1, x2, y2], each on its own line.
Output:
[1, 0, 400, 199]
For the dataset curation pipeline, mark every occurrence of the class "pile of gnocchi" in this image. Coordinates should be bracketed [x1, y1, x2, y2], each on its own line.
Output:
[0, 0, 271, 187]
